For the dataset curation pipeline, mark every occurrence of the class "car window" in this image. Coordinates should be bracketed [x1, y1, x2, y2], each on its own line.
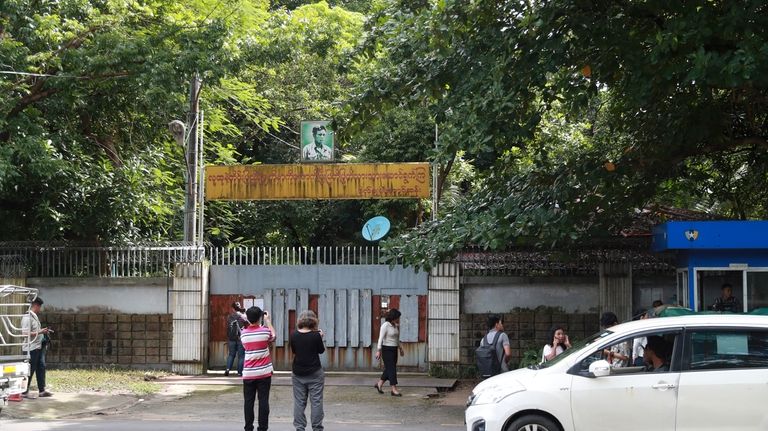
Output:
[572, 331, 680, 375]
[684, 329, 768, 371]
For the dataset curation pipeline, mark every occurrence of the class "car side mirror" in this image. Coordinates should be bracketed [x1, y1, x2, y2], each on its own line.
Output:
[588, 359, 611, 377]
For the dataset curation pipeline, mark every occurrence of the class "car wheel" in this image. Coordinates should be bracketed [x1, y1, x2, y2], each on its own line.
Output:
[506, 414, 561, 431]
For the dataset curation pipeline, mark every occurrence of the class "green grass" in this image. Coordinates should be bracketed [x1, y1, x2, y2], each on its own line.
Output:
[46, 367, 172, 396]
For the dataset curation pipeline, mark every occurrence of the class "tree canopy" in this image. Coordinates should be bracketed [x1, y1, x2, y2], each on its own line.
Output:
[347, 0, 768, 266]
[2, 0, 766, 260]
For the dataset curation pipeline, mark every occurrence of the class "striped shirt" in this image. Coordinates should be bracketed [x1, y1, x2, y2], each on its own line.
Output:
[241, 324, 275, 380]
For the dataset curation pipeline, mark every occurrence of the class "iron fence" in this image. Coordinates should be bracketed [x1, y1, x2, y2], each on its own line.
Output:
[207, 246, 390, 265]
[0, 242, 676, 277]
[456, 246, 677, 276]
[0, 243, 204, 278]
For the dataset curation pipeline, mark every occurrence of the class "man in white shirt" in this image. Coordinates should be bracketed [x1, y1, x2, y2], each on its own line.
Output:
[21, 297, 53, 398]
[302, 126, 333, 161]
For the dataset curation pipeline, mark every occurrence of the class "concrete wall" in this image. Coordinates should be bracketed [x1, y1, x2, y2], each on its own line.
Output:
[462, 276, 600, 314]
[460, 311, 601, 372]
[26, 277, 169, 313]
[43, 313, 173, 370]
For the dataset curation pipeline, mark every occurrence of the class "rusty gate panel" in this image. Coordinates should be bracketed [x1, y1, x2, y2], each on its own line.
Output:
[209, 288, 427, 371]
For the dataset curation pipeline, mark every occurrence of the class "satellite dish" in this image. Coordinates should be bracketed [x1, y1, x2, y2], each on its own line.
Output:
[362, 216, 391, 241]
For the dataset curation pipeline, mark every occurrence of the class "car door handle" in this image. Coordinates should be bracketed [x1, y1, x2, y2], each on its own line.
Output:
[651, 383, 676, 390]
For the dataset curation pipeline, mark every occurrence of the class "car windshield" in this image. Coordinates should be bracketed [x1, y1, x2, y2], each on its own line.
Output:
[534, 330, 614, 369]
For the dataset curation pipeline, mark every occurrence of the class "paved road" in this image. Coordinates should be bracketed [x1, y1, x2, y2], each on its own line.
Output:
[0, 419, 465, 431]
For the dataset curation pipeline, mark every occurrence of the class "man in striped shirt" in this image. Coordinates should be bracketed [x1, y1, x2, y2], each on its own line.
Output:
[241, 306, 276, 431]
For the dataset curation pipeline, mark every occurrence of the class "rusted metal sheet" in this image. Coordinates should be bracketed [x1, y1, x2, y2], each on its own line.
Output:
[209, 287, 428, 371]
[418, 295, 427, 342]
[210, 294, 241, 341]
[205, 163, 430, 200]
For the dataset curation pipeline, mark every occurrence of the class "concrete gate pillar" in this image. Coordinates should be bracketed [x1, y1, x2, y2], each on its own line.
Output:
[598, 262, 633, 324]
[171, 261, 209, 375]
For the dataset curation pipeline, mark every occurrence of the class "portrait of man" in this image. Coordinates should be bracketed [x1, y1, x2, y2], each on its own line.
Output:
[301, 121, 334, 161]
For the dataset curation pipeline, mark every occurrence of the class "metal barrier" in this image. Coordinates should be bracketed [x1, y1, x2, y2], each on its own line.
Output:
[207, 246, 390, 266]
[0, 243, 204, 278]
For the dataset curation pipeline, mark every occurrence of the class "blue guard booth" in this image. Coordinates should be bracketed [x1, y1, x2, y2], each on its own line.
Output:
[652, 221, 768, 312]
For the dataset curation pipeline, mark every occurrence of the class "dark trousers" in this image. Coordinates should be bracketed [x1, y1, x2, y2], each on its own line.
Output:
[243, 376, 271, 431]
[379, 345, 399, 386]
[28, 348, 46, 392]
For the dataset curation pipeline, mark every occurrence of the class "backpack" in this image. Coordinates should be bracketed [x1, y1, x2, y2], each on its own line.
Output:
[227, 315, 242, 341]
[476, 331, 503, 378]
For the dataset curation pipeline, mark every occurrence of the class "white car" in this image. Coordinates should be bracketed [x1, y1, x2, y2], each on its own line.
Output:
[465, 314, 768, 431]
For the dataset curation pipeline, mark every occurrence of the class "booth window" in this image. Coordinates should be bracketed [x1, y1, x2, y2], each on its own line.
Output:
[747, 272, 768, 311]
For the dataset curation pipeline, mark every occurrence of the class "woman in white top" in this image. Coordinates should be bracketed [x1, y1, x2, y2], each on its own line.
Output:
[374, 309, 404, 396]
[541, 326, 571, 362]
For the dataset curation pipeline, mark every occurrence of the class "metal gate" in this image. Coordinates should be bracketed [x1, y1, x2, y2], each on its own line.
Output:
[207, 247, 429, 371]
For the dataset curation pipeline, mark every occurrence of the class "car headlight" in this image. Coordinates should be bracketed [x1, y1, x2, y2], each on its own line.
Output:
[468, 385, 526, 406]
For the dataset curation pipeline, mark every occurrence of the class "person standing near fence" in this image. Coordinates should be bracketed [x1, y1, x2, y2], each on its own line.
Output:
[374, 308, 404, 396]
[241, 306, 275, 431]
[225, 301, 248, 376]
[290, 310, 326, 431]
[21, 297, 53, 398]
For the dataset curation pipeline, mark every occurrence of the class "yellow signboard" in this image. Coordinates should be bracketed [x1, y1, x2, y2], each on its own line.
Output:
[206, 163, 430, 200]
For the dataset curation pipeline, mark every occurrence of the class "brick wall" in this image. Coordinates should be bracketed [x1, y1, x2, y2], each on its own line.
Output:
[43, 313, 173, 370]
[460, 310, 600, 371]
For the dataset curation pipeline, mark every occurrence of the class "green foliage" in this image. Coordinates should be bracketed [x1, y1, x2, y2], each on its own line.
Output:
[348, 0, 768, 267]
[518, 346, 543, 370]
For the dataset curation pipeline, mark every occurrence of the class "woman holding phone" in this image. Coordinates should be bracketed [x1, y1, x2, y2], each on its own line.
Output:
[541, 325, 571, 362]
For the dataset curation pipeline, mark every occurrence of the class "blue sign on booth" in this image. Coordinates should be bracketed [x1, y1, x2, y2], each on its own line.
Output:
[652, 221, 768, 312]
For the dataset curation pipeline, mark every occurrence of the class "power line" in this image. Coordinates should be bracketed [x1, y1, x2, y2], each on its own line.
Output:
[211, 87, 300, 150]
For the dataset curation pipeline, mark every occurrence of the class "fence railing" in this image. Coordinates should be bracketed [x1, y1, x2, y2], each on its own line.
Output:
[0, 243, 676, 277]
[207, 246, 391, 265]
[456, 246, 677, 276]
[0, 244, 204, 278]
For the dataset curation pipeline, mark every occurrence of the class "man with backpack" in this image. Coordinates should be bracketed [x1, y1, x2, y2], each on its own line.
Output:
[476, 314, 511, 379]
[225, 301, 248, 376]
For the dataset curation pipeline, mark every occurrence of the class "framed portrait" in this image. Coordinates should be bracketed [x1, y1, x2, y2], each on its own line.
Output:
[300, 120, 334, 162]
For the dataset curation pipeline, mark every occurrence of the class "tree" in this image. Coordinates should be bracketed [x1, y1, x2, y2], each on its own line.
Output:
[347, 0, 768, 267]
[0, 0, 253, 242]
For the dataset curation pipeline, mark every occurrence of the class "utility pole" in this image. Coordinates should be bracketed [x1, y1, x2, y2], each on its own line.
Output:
[184, 74, 201, 244]
[432, 123, 439, 221]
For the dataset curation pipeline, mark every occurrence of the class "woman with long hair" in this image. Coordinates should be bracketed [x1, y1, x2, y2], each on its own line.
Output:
[541, 325, 571, 362]
[374, 308, 404, 396]
[289, 310, 325, 431]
